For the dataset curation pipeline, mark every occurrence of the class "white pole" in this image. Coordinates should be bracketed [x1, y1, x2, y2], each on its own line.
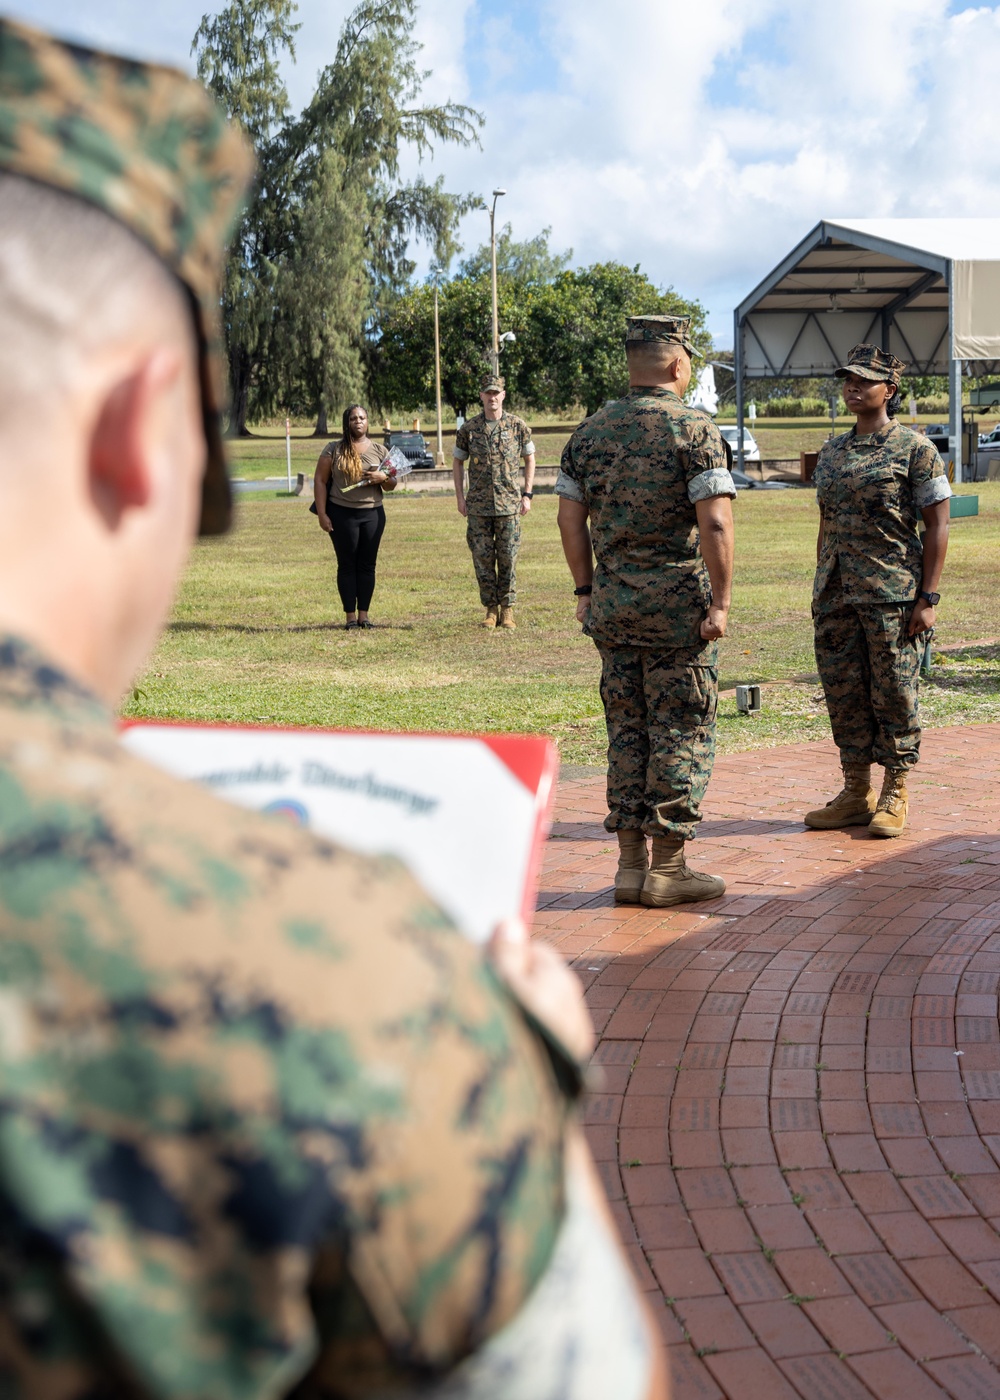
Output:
[490, 205, 499, 378]
[489, 188, 505, 378]
[948, 268, 963, 485]
[285, 416, 292, 492]
[434, 286, 445, 466]
[949, 360, 963, 485]
[734, 311, 744, 473]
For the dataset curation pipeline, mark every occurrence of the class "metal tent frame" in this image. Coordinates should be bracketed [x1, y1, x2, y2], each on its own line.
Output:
[733, 219, 1000, 481]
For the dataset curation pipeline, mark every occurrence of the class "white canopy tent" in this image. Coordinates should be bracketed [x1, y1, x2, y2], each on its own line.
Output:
[733, 218, 1000, 481]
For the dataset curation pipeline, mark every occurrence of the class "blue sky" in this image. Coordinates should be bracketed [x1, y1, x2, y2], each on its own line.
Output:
[11, 0, 1000, 343]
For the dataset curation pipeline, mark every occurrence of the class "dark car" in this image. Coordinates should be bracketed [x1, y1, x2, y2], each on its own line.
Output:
[385, 430, 436, 470]
[731, 469, 788, 491]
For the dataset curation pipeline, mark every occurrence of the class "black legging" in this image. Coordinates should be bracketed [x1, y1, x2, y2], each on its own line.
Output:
[328, 503, 386, 612]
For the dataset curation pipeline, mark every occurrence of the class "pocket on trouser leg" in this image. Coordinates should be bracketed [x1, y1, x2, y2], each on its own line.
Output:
[895, 615, 921, 687]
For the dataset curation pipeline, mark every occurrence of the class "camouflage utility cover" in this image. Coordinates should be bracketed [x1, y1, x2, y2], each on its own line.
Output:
[454, 412, 535, 517]
[480, 373, 505, 391]
[556, 387, 735, 648]
[0, 637, 570, 1398]
[835, 343, 905, 385]
[814, 419, 951, 604]
[625, 314, 697, 356]
[0, 16, 254, 535]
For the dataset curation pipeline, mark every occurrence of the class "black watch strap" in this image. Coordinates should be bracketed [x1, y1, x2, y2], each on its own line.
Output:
[574, 584, 593, 596]
[521, 491, 533, 499]
[919, 590, 941, 606]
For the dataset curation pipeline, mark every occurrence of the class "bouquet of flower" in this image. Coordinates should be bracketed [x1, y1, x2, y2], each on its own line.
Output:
[342, 446, 412, 491]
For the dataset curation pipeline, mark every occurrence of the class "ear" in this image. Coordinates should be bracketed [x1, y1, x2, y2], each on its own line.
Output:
[88, 350, 183, 529]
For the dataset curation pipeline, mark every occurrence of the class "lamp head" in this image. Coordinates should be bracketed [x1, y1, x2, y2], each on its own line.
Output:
[492, 187, 506, 197]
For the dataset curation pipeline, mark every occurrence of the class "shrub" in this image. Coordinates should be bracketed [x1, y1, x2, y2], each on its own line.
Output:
[758, 397, 840, 418]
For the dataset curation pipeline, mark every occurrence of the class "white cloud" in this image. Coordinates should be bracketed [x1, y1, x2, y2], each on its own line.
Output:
[403, 0, 1000, 340]
[12, 0, 1000, 340]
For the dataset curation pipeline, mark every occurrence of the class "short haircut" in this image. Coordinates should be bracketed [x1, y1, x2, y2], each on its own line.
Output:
[625, 339, 688, 375]
[0, 173, 193, 433]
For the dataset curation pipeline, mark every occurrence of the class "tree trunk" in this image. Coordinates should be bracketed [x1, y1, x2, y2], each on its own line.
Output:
[314, 406, 329, 437]
[226, 347, 252, 438]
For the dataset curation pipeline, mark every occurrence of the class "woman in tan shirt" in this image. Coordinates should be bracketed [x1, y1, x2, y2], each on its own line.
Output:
[314, 404, 396, 629]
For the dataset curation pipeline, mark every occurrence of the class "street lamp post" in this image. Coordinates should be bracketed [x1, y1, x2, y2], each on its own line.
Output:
[433, 283, 445, 466]
[489, 187, 506, 376]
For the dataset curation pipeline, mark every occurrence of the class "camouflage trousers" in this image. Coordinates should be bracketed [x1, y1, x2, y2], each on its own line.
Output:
[466, 513, 520, 607]
[813, 586, 922, 770]
[597, 644, 718, 841]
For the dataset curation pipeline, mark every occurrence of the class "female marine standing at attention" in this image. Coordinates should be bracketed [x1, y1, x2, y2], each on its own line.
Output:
[314, 404, 396, 629]
[804, 344, 951, 837]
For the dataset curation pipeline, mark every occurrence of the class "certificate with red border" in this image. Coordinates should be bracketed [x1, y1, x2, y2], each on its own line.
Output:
[120, 721, 558, 943]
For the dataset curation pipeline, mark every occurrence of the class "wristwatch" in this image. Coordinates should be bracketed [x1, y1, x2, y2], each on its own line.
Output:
[521, 491, 533, 499]
[919, 591, 941, 606]
[574, 584, 593, 596]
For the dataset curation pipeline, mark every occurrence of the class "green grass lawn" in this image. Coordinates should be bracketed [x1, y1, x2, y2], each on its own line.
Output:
[123, 483, 1000, 767]
[233, 413, 956, 480]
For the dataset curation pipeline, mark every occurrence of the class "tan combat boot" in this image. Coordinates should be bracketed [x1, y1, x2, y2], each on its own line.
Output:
[614, 830, 648, 905]
[640, 837, 726, 907]
[868, 767, 908, 838]
[803, 764, 877, 830]
[499, 606, 516, 629]
[482, 606, 498, 629]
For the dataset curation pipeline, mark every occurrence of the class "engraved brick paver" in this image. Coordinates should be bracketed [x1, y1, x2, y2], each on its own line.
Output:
[538, 724, 1000, 1397]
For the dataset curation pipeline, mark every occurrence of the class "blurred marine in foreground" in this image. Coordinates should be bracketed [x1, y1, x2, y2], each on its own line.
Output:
[557, 315, 735, 908]
[0, 17, 665, 1399]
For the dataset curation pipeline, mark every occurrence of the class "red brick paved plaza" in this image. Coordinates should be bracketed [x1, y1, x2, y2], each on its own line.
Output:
[536, 723, 1000, 1400]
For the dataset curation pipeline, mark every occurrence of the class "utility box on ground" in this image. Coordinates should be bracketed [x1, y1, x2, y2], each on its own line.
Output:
[800, 451, 818, 482]
[950, 495, 979, 518]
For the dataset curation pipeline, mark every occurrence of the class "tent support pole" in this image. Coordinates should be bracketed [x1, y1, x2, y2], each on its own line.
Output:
[734, 311, 745, 474]
[949, 267, 963, 485]
[950, 357, 963, 485]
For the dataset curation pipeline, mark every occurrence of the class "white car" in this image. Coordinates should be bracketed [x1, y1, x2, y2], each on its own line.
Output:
[719, 425, 761, 463]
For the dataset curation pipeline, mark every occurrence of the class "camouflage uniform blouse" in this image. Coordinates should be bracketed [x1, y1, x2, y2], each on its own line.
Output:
[453, 412, 535, 516]
[555, 387, 735, 649]
[813, 419, 952, 605]
[0, 637, 570, 1399]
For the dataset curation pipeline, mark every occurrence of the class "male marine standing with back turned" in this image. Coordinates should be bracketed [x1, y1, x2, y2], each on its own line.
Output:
[557, 315, 735, 907]
[453, 373, 536, 629]
[0, 16, 666, 1399]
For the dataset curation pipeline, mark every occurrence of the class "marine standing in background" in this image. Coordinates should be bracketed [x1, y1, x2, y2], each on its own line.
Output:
[805, 343, 951, 837]
[453, 373, 536, 629]
[556, 315, 736, 907]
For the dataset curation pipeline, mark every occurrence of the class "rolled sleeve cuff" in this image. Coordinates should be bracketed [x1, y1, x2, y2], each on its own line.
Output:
[915, 476, 952, 509]
[554, 469, 585, 502]
[688, 467, 737, 503]
[452, 446, 470, 461]
[522, 440, 537, 458]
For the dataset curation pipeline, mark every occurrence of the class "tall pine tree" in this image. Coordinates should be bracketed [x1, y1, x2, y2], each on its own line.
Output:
[193, 0, 481, 434]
